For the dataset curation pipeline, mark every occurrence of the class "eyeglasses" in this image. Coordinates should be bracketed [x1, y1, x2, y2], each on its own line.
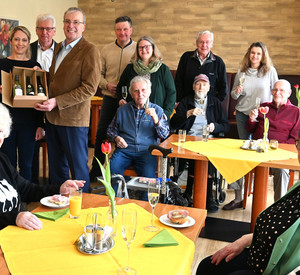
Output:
[36, 27, 55, 32]
[271, 88, 286, 94]
[296, 138, 300, 150]
[197, 40, 212, 45]
[138, 45, 152, 51]
[63, 20, 84, 26]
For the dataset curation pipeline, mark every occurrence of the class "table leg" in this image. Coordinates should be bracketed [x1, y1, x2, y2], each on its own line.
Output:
[251, 166, 269, 232]
[193, 160, 208, 209]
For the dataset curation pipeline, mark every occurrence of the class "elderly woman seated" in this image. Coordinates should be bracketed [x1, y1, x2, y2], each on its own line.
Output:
[0, 103, 84, 230]
[170, 74, 229, 212]
[107, 76, 169, 189]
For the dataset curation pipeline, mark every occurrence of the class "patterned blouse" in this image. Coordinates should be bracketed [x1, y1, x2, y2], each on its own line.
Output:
[247, 185, 300, 273]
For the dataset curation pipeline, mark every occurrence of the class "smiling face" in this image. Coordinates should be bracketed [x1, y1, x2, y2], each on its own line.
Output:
[196, 33, 213, 59]
[193, 80, 210, 99]
[131, 80, 151, 109]
[36, 19, 56, 48]
[249, 46, 263, 69]
[10, 30, 29, 57]
[271, 81, 291, 108]
[114, 21, 132, 46]
[138, 39, 153, 64]
[63, 11, 86, 45]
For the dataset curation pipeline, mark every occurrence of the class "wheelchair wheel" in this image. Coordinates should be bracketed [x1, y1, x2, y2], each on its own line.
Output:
[219, 190, 226, 203]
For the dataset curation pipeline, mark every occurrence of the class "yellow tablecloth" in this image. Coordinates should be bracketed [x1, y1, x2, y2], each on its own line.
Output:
[0, 203, 194, 275]
[173, 138, 297, 183]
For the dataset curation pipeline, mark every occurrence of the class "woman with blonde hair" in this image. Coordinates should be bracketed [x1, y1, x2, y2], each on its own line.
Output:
[117, 36, 176, 120]
[0, 26, 43, 182]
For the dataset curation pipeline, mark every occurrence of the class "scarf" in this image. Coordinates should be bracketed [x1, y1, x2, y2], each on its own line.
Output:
[133, 59, 162, 75]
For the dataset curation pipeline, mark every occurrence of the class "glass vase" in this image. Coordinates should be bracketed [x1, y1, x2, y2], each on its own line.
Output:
[262, 136, 269, 153]
[106, 199, 118, 238]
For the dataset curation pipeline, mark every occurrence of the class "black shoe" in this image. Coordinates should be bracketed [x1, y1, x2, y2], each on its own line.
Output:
[206, 198, 219, 213]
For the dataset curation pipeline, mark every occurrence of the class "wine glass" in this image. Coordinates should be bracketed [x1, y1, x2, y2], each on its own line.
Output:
[118, 209, 137, 275]
[144, 179, 160, 232]
[239, 72, 246, 87]
[253, 97, 261, 122]
[122, 86, 128, 100]
[199, 93, 205, 115]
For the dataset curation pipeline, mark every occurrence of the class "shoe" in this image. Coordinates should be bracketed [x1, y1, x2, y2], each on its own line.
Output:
[206, 198, 219, 213]
[222, 200, 243, 210]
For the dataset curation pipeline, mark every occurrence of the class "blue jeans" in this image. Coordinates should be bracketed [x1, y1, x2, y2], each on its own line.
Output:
[236, 111, 251, 140]
[1, 122, 36, 181]
[110, 149, 157, 178]
[46, 122, 90, 192]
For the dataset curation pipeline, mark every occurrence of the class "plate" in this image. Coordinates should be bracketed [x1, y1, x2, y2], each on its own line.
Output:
[76, 234, 115, 255]
[159, 214, 195, 228]
[40, 196, 69, 208]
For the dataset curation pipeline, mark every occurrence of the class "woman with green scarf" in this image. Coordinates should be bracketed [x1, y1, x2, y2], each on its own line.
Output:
[117, 36, 176, 120]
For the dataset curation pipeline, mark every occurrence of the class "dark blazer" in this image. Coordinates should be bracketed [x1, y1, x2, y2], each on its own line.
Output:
[46, 37, 101, 127]
[30, 40, 57, 64]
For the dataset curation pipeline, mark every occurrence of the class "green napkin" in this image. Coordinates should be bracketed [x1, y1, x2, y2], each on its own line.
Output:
[34, 208, 70, 221]
[143, 229, 179, 247]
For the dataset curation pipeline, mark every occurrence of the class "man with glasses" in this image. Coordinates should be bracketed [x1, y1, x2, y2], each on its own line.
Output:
[224, 79, 300, 210]
[30, 13, 57, 184]
[89, 16, 136, 181]
[35, 7, 101, 192]
[175, 30, 228, 102]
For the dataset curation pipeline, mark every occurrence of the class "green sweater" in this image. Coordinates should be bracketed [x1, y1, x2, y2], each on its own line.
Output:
[117, 63, 176, 120]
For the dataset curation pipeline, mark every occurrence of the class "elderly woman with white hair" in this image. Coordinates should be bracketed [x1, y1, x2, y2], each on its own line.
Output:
[0, 103, 84, 230]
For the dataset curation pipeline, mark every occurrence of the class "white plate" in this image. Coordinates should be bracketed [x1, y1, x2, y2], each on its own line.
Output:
[40, 196, 69, 208]
[159, 214, 195, 228]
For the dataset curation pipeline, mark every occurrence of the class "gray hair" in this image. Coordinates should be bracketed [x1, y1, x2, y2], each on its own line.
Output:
[196, 30, 214, 42]
[274, 79, 291, 91]
[36, 13, 56, 28]
[0, 103, 12, 138]
[64, 7, 86, 24]
[129, 76, 152, 96]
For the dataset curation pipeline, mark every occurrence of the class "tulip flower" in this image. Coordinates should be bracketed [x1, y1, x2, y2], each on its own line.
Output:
[94, 142, 116, 218]
[259, 106, 269, 115]
[294, 84, 300, 108]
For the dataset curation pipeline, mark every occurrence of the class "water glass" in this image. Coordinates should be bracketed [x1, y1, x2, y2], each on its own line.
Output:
[202, 125, 209, 142]
[178, 129, 186, 143]
[69, 188, 82, 219]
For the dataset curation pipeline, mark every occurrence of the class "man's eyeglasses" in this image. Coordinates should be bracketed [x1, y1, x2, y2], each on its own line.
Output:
[63, 20, 84, 26]
[138, 45, 152, 51]
[296, 138, 300, 150]
[197, 40, 212, 45]
[36, 27, 55, 32]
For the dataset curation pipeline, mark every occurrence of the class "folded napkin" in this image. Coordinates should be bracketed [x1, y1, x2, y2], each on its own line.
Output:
[143, 229, 178, 247]
[34, 208, 70, 221]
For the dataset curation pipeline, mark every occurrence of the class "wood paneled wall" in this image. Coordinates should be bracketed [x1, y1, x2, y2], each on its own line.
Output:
[79, 0, 300, 74]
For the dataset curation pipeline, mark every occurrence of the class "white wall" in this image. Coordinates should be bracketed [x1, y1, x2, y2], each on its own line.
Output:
[0, 0, 77, 43]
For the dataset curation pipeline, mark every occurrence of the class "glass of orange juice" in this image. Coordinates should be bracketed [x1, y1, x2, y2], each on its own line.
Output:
[69, 188, 82, 219]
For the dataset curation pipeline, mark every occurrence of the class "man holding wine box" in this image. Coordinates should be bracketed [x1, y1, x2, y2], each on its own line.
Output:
[35, 7, 101, 192]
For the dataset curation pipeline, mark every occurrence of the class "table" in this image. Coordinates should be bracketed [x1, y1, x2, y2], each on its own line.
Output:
[152, 134, 299, 232]
[0, 194, 206, 275]
[90, 96, 103, 146]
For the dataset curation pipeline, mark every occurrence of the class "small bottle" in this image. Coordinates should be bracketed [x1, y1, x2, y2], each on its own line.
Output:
[37, 76, 46, 96]
[26, 76, 34, 96]
[13, 75, 23, 96]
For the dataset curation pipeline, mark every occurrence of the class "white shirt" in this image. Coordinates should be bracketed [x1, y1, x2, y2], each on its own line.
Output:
[37, 41, 55, 72]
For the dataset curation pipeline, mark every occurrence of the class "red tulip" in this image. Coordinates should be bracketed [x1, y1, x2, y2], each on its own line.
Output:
[294, 84, 299, 89]
[259, 106, 269, 115]
[101, 142, 112, 154]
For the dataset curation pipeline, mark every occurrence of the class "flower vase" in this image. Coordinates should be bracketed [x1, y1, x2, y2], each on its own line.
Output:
[262, 136, 269, 153]
[106, 199, 118, 238]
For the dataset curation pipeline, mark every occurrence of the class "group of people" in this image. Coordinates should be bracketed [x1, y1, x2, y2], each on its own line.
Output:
[0, 6, 299, 274]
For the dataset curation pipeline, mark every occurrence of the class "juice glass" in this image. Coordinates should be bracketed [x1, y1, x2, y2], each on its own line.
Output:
[69, 188, 82, 219]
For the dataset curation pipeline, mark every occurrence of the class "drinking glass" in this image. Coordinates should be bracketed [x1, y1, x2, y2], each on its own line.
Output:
[178, 129, 186, 144]
[122, 86, 128, 100]
[118, 209, 137, 275]
[199, 94, 205, 115]
[144, 179, 160, 232]
[69, 188, 82, 219]
[253, 97, 261, 122]
[239, 72, 246, 87]
[202, 125, 209, 142]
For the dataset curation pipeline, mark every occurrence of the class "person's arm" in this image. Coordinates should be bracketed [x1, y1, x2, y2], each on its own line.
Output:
[170, 98, 194, 130]
[107, 113, 119, 142]
[231, 70, 243, 100]
[153, 113, 170, 140]
[211, 233, 253, 266]
[116, 64, 133, 103]
[175, 53, 187, 102]
[209, 99, 230, 135]
[215, 59, 228, 102]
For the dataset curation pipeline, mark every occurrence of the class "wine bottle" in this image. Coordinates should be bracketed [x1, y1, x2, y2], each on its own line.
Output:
[37, 76, 46, 96]
[26, 76, 34, 96]
[13, 75, 23, 96]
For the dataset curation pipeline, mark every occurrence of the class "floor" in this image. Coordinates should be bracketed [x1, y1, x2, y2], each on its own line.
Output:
[33, 146, 298, 275]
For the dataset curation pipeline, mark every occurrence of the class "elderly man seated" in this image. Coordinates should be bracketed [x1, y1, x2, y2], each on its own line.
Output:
[171, 74, 229, 212]
[107, 76, 169, 183]
[224, 79, 300, 210]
